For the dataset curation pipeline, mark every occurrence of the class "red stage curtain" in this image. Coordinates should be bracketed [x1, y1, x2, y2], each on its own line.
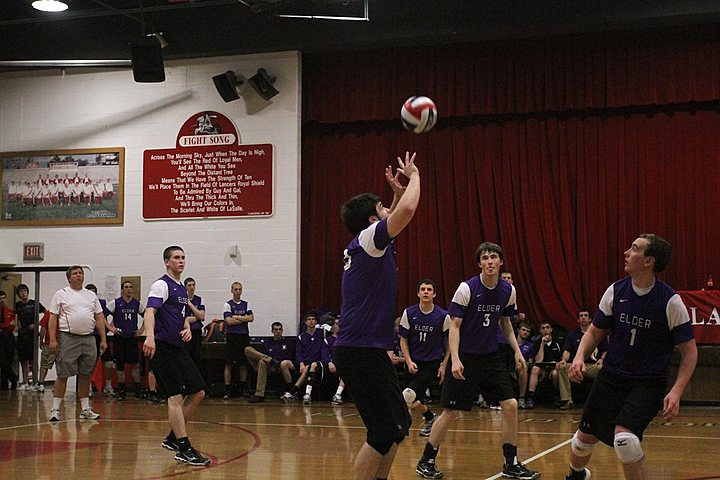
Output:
[301, 29, 720, 330]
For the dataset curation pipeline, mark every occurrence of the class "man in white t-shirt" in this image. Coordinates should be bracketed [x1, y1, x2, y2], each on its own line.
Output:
[48, 265, 108, 422]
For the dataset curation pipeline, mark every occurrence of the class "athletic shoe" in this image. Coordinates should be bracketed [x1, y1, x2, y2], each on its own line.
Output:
[247, 395, 265, 403]
[102, 386, 115, 396]
[502, 462, 541, 479]
[490, 404, 502, 410]
[302, 393, 312, 404]
[175, 448, 211, 466]
[31, 383, 44, 392]
[525, 398, 535, 409]
[419, 413, 437, 437]
[565, 468, 591, 480]
[222, 393, 231, 400]
[281, 392, 297, 404]
[79, 408, 100, 420]
[17, 382, 28, 391]
[518, 398, 527, 409]
[49, 408, 61, 422]
[331, 395, 343, 405]
[416, 459, 443, 478]
[559, 400, 574, 410]
[162, 437, 179, 452]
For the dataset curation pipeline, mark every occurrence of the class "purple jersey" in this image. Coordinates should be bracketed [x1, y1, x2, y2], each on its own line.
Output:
[107, 297, 144, 338]
[322, 335, 337, 363]
[223, 299, 252, 335]
[563, 328, 609, 362]
[296, 328, 324, 364]
[398, 304, 449, 362]
[518, 339, 537, 361]
[593, 276, 694, 379]
[186, 295, 205, 331]
[261, 337, 294, 363]
[448, 276, 516, 355]
[146, 274, 188, 347]
[337, 219, 398, 350]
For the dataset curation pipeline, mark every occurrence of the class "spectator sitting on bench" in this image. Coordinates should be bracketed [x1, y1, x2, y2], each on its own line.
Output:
[556, 309, 608, 409]
[516, 321, 538, 409]
[322, 317, 346, 405]
[525, 320, 563, 408]
[244, 321, 297, 403]
[282, 312, 324, 404]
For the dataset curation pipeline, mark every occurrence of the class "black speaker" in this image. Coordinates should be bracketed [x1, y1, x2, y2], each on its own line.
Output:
[248, 68, 279, 100]
[130, 36, 165, 83]
[212, 71, 242, 102]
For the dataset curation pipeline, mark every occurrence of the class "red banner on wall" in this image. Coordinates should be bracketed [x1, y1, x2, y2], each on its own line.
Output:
[143, 111, 273, 219]
[678, 290, 720, 344]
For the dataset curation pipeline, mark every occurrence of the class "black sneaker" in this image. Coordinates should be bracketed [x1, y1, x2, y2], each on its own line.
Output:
[502, 462, 541, 479]
[116, 388, 126, 401]
[565, 468, 590, 480]
[416, 459, 443, 478]
[161, 437, 179, 452]
[247, 395, 265, 403]
[175, 448, 211, 466]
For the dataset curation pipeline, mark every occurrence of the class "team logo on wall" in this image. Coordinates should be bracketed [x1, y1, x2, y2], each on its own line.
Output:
[178, 111, 237, 147]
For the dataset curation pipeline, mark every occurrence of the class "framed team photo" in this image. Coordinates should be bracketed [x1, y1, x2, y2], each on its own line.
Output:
[0, 147, 125, 226]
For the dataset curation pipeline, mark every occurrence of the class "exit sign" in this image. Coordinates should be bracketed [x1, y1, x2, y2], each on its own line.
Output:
[23, 243, 44, 261]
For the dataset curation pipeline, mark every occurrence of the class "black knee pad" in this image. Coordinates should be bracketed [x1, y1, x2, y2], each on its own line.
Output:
[366, 436, 394, 455]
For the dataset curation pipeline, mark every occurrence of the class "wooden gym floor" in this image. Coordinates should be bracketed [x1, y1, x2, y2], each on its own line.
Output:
[1, 389, 718, 479]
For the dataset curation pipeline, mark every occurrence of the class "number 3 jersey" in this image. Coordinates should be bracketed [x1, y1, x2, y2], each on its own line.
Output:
[448, 275, 516, 355]
[398, 304, 450, 362]
[594, 276, 694, 379]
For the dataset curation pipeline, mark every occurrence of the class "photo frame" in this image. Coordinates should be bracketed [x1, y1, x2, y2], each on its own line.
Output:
[0, 147, 124, 226]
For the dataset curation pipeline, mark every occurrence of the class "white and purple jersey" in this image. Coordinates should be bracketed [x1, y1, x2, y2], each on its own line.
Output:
[448, 276, 516, 355]
[594, 276, 694, 379]
[146, 275, 188, 347]
[223, 299, 252, 335]
[106, 297, 145, 338]
[187, 295, 205, 331]
[296, 328, 324, 364]
[337, 218, 398, 350]
[398, 304, 450, 362]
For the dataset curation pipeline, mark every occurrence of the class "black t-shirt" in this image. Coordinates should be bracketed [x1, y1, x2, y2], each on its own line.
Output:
[14, 299, 46, 331]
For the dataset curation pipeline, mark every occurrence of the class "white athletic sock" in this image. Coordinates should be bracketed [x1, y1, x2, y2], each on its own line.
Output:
[305, 385, 313, 396]
[80, 397, 90, 410]
[52, 397, 62, 410]
[335, 385, 345, 396]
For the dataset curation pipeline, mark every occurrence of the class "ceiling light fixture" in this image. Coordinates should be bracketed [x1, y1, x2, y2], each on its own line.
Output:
[32, 0, 69, 12]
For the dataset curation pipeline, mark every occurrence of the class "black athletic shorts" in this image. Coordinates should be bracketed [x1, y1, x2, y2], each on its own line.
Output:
[334, 346, 411, 445]
[95, 334, 113, 362]
[441, 350, 515, 411]
[151, 340, 207, 398]
[113, 335, 139, 368]
[226, 333, 250, 365]
[17, 332, 34, 361]
[579, 370, 666, 446]
[405, 359, 442, 404]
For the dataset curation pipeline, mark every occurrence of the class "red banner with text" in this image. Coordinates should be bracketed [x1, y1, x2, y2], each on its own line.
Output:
[143, 111, 272, 219]
[678, 290, 720, 344]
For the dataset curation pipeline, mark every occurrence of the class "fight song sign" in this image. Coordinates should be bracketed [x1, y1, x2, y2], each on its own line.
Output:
[143, 112, 272, 219]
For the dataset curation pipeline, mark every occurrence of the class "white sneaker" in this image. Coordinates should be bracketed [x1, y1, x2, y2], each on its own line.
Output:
[102, 386, 115, 396]
[331, 394, 343, 405]
[17, 382, 28, 391]
[49, 408, 61, 422]
[79, 408, 100, 420]
[281, 392, 297, 404]
[302, 393, 312, 404]
[38, 383, 45, 392]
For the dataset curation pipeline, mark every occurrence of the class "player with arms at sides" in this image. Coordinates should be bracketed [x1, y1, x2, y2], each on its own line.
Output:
[399, 278, 450, 437]
[333, 151, 420, 480]
[565, 234, 697, 480]
[415, 242, 540, 479]
[142, 246, 210, 467]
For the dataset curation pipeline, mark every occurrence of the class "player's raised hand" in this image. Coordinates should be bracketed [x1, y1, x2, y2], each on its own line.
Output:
[396, 151, 418, 179]
[385, 165, 406, 197]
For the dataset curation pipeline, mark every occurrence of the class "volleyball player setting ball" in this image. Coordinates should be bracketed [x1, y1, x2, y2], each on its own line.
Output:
[401, 96, 438, 133]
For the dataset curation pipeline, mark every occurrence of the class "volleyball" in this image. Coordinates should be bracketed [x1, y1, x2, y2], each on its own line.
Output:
[401, 96, 437, 133]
